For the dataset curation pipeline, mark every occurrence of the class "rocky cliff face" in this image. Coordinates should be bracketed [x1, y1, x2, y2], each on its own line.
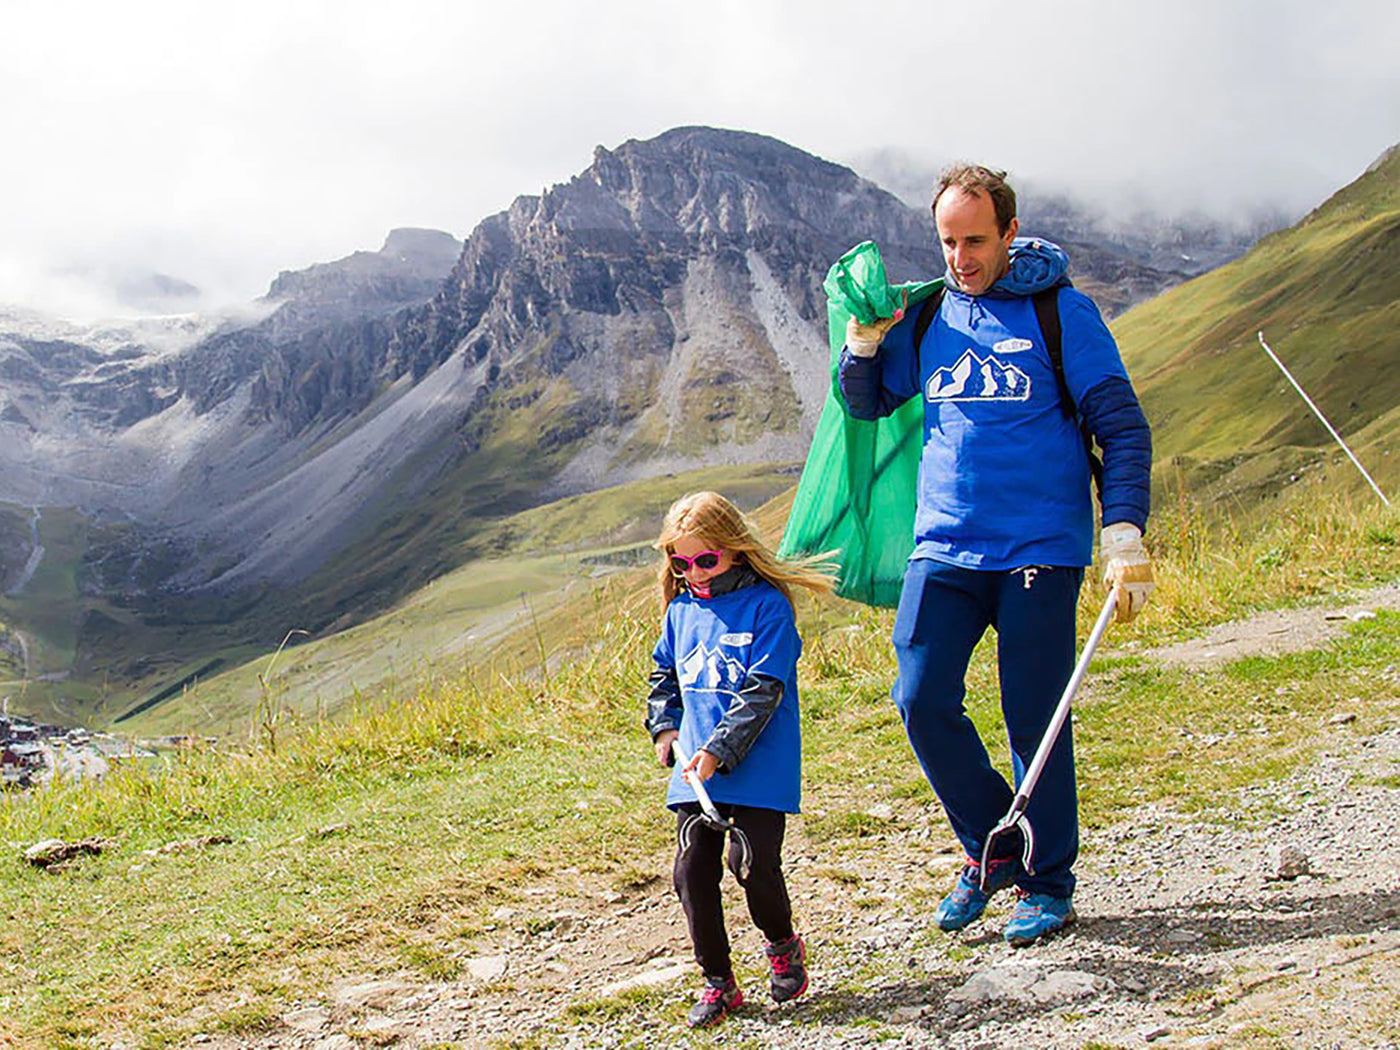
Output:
[0, 126, 1241, 689]
[369, 128, 937, 491]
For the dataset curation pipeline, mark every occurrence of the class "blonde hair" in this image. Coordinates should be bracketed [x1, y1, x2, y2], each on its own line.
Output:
[654, 491, 837, 606]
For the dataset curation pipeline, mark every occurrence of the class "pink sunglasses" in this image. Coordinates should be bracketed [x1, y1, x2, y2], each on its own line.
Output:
[669, 549, 723, 575]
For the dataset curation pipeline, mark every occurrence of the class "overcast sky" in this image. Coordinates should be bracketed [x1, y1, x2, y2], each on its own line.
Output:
[3, 0, 1397, 315]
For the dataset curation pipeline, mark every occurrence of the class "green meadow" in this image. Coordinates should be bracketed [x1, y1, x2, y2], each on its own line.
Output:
[0, 480, 1393, 1048]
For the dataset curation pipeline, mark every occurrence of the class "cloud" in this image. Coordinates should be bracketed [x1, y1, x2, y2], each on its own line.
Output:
[1, 0, 1396, 315]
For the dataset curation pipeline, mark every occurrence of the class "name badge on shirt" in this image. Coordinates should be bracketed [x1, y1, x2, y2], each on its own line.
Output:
[993, 338, 1034, 353]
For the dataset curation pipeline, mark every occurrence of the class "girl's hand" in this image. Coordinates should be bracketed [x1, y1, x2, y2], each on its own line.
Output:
[684, 748, 720, 782]
[654, 729, 679, 766]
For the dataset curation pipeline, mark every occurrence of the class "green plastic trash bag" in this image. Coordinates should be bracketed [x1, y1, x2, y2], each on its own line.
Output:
[778, 241, 942, 607]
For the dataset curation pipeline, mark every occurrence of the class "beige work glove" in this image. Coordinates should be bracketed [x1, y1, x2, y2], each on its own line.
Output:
[1101, 522, 1154, 623]
[844, 313, 902, 357]
[844, 291, 908, 358]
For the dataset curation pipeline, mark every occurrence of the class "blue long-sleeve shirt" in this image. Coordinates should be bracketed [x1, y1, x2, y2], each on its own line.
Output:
[838, 282, 1151, 570]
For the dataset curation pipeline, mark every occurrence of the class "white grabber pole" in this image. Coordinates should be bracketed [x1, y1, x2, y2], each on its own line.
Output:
[671, 739, 753, 880]
[978, 586, 1120, 887]
[1257, 332, 1390, 506]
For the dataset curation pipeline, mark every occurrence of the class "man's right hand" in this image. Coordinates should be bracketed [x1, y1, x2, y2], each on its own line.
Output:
[1101, 522, 1154, 623]
[845, 292, 907, 357]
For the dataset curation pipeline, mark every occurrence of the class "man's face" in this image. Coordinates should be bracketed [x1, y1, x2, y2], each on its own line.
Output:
[934, 187, 1018, 296]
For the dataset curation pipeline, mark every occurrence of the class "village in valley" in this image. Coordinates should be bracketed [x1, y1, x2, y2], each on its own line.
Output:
[0, 708, 159, 790]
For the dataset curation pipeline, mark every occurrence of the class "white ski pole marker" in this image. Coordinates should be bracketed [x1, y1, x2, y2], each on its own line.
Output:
[1257, 331, 1390, 506]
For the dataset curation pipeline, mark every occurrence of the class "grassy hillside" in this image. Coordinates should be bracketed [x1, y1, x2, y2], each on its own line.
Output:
[116, 463, 799, 736]
[0, 479, 1393, 1048]
[1114, 145, 1399, 508]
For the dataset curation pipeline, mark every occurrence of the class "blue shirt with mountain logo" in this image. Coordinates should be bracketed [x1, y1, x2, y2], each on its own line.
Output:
[652, 577, 803, 813]
[841, 280, 1141, 570]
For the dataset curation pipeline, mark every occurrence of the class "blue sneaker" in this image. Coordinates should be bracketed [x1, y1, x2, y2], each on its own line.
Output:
[1004, 892, 1076, 947]
[934, 856, 1020, 931]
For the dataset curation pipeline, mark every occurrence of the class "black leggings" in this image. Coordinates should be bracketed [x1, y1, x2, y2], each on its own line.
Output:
[673, 803, 794, 978]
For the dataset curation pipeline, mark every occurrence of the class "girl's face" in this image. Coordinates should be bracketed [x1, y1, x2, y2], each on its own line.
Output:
[669, 534, 736, 589]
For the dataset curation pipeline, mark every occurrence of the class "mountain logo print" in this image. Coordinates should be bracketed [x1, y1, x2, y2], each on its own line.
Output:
[679, 642, 747, 695]
[926, 350, 1031, 402]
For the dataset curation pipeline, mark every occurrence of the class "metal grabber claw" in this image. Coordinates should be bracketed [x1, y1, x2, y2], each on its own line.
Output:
[672, 739, 753, 881]
[979, 586, 1120, 888]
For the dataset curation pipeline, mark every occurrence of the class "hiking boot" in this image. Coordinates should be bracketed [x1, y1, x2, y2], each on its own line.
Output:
[765, 934, 808, 1002]
[687, 974, 743, 1028]
[934, 855, 1020, 931]
[1004, 891, 1076, 947]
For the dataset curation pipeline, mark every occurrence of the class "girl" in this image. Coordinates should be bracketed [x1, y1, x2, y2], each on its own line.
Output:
[644, 491, 835, 1028]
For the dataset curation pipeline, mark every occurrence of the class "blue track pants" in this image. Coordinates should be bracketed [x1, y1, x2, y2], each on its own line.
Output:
[892, 558, 1084, 897]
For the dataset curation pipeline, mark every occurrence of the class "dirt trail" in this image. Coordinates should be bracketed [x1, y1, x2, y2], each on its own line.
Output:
[206, 585, 1400, 1050]
[1139, 581, 1400, 670]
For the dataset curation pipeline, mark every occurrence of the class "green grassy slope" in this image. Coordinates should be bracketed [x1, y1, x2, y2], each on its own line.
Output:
[116, 463, 799, 736]
[0, 481, 1393, 1049]
[0, 507, 116, 724]
[0, 505, 275, 727]
[1113, 145, 1399, 508]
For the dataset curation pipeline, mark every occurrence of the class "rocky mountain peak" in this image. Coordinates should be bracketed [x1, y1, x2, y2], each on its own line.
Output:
[389, 126, 935, 394]
[380, 227, 462, 263]
[263, 227, 461, 310]
[572, 126, 882, 241]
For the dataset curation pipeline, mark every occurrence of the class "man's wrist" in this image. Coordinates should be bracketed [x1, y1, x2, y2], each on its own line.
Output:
[1101, 522, 1144, 556]
[846, 338, 880, 358]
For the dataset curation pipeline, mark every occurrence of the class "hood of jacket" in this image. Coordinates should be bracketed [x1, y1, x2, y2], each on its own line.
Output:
[944, 236, 1070, 301]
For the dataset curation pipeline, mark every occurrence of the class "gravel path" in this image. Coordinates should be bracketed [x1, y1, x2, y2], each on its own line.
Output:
[204, 587, 1400, 1050]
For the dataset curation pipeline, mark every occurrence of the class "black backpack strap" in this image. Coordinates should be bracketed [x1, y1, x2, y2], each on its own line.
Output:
[1032, 288, 1104, 502]
[1032, 289, 1074, 417]
[912, 285, 946, 353]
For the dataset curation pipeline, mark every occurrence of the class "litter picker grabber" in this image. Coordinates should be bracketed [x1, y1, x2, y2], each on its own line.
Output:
[979, 586, 1120, 889]
[672, 739, 753, 880]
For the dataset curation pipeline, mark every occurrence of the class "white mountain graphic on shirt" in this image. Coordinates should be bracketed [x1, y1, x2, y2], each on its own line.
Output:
[679, 642, 747, 693]
[926, 350, 1031, 402]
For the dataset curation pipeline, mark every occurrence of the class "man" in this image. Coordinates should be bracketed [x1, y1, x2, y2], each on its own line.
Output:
[837, 164, 1153, 946]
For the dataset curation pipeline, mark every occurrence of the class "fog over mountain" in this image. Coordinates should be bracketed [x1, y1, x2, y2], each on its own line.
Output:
[2, 0, 1394, 318]
[849, 147, 1295, 278]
